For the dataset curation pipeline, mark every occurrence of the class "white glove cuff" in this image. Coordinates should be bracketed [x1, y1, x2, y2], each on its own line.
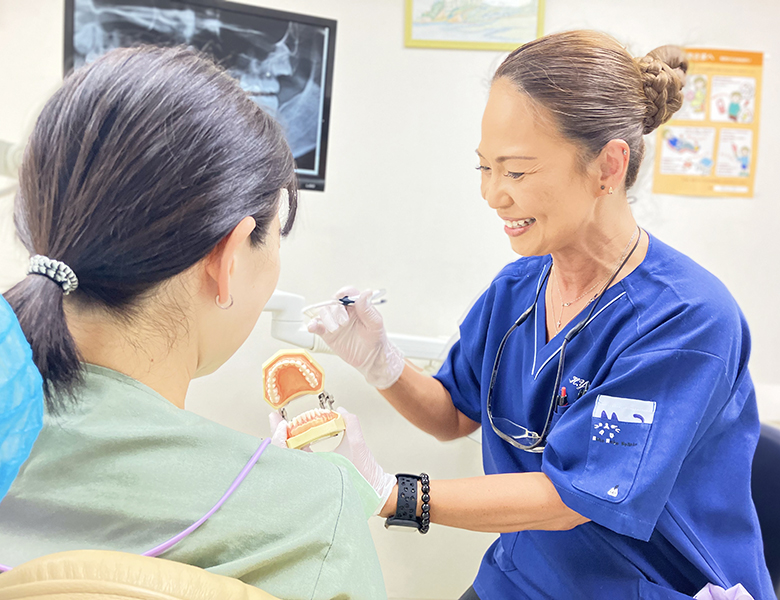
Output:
[373, 470, 398, 517]
[367, 341, 405, 390]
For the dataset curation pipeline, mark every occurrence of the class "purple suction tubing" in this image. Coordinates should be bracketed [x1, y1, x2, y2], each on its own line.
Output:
[0, 438, 272, 572]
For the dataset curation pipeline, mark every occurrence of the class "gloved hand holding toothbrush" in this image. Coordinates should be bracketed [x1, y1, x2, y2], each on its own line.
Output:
[307, 286, 405, 390]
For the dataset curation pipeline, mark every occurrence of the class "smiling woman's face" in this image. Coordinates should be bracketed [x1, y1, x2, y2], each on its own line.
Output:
[478, 77, 598, 257]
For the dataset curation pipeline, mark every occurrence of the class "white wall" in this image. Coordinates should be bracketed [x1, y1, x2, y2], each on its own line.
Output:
[1, 1, 779, 598]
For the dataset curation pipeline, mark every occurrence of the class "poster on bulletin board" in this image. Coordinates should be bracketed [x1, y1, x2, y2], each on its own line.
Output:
[652, 48, 763, 198]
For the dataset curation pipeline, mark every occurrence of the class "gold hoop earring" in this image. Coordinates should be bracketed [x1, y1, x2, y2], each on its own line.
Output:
[216, 294, 234, 310]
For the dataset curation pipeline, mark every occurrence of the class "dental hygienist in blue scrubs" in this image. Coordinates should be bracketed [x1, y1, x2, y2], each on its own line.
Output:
[307, 31, 774, 599]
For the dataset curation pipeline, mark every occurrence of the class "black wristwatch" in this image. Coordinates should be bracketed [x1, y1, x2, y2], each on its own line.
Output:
[384, 473, 430, 534]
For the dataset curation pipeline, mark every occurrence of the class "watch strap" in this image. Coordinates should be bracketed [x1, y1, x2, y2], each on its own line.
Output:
[384, 474, 419, 529]
[384, 473, 430, 534]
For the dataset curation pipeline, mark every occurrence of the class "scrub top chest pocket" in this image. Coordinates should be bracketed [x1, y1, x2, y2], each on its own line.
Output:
[573, 395, 656, 503]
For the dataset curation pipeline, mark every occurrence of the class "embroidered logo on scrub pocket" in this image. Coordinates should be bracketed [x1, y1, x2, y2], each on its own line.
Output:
[573, 395, 656, 503]
[591, 395, 655, 445]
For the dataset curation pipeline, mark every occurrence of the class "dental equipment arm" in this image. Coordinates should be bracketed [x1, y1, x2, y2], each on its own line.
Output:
[0, 140, 23, 180]
[0, 140, 23, 196]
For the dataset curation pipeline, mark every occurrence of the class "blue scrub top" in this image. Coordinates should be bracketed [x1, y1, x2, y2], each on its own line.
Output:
[435, 235, 773, 600]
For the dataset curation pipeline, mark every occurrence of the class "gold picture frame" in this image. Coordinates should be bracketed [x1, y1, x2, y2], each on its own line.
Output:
[405, 0, 545, 51]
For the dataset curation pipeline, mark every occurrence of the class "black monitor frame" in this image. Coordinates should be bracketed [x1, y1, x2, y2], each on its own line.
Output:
[64, 0, 336, 191]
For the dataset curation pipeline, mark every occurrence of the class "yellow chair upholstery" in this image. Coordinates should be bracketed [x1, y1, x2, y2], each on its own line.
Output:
[0, 550, 281, 600]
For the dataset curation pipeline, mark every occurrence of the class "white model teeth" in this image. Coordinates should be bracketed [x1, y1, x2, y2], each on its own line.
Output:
[288, 408, 331, 432]
[265, 358, 320, 404]
[504, 218, 535, 228]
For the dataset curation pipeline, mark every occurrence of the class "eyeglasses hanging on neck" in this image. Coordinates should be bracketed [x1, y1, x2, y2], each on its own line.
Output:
[486, 228, 642, 453]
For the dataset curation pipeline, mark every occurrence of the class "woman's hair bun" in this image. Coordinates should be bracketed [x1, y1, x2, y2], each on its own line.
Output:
[636, 45, 689, 134]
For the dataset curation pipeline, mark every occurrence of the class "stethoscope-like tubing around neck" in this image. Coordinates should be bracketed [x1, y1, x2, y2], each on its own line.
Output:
[485, 266, 550, 452]
[487, 228, 644, 453]
[0, 438, 272, 572]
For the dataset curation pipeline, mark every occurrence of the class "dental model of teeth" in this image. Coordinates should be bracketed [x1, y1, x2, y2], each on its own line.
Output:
[262, 350, 346, 450]
[263, 352, 323, 408]
[285, 407, 345, 450]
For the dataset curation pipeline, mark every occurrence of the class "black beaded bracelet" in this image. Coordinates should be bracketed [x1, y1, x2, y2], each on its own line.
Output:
[419, 473, 430, 534]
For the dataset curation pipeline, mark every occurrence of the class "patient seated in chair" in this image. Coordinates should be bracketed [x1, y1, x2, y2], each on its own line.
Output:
[0, 45, 385, 600]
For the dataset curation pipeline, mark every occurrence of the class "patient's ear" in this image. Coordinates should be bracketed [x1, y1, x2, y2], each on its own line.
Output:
[204, 216, 256, 306]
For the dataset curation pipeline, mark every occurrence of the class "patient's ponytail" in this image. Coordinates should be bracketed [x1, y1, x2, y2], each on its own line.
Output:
[3, 46, 299, 412]
[4, 274, 81, 412]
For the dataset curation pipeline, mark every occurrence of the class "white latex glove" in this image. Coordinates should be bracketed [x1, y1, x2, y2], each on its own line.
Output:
[268, 411, 290, 449]
[333, 407, 395, 515]
[694, 583, 754, 600]
[307, 287, 404, 389]
[267, 411, 311, 452]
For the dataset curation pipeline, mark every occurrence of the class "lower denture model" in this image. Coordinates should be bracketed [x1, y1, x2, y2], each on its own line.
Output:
[262, 349, 346, 450]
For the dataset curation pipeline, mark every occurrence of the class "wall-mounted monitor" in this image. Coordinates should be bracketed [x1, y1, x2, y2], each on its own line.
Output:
[64, 0, 337, 191]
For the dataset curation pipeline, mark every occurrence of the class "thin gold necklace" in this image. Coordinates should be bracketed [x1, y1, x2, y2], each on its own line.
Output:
[551, 226, 640, 332]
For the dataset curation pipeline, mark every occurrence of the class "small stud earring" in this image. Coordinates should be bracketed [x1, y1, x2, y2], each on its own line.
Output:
[608, 187, 614, 195]
[216, 294, 234, 310]
[600, 185, 606, 190]
[623, 149, 627, 156]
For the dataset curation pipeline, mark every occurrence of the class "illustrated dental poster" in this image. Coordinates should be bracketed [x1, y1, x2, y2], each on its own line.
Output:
[652, 48, 763, 198]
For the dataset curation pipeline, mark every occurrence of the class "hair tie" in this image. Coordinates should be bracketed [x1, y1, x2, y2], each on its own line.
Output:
[27, 255, 79, 295]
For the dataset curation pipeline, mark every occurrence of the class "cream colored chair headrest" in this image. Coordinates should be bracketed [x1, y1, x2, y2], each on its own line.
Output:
[0, 550, 281, 600]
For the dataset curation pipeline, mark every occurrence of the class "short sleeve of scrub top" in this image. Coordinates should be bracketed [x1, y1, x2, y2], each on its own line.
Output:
[435, 285, 497, 425]
[542, 332, 736, 541]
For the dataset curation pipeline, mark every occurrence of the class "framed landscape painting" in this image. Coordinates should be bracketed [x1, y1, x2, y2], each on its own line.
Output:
[405, 0, 544, 51]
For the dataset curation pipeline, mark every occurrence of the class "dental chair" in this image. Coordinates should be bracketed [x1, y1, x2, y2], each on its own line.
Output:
[0, 550, 280, 599]
[751, 422, 780, 598]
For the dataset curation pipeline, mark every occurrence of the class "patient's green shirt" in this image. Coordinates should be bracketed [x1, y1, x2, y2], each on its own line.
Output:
[0, 365, 386, 599]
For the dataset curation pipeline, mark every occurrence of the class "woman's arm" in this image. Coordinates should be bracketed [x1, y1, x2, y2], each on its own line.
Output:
[378, 363, 480, 441]
[380, 472, 589, 533]
[307, 290, 479, 441]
